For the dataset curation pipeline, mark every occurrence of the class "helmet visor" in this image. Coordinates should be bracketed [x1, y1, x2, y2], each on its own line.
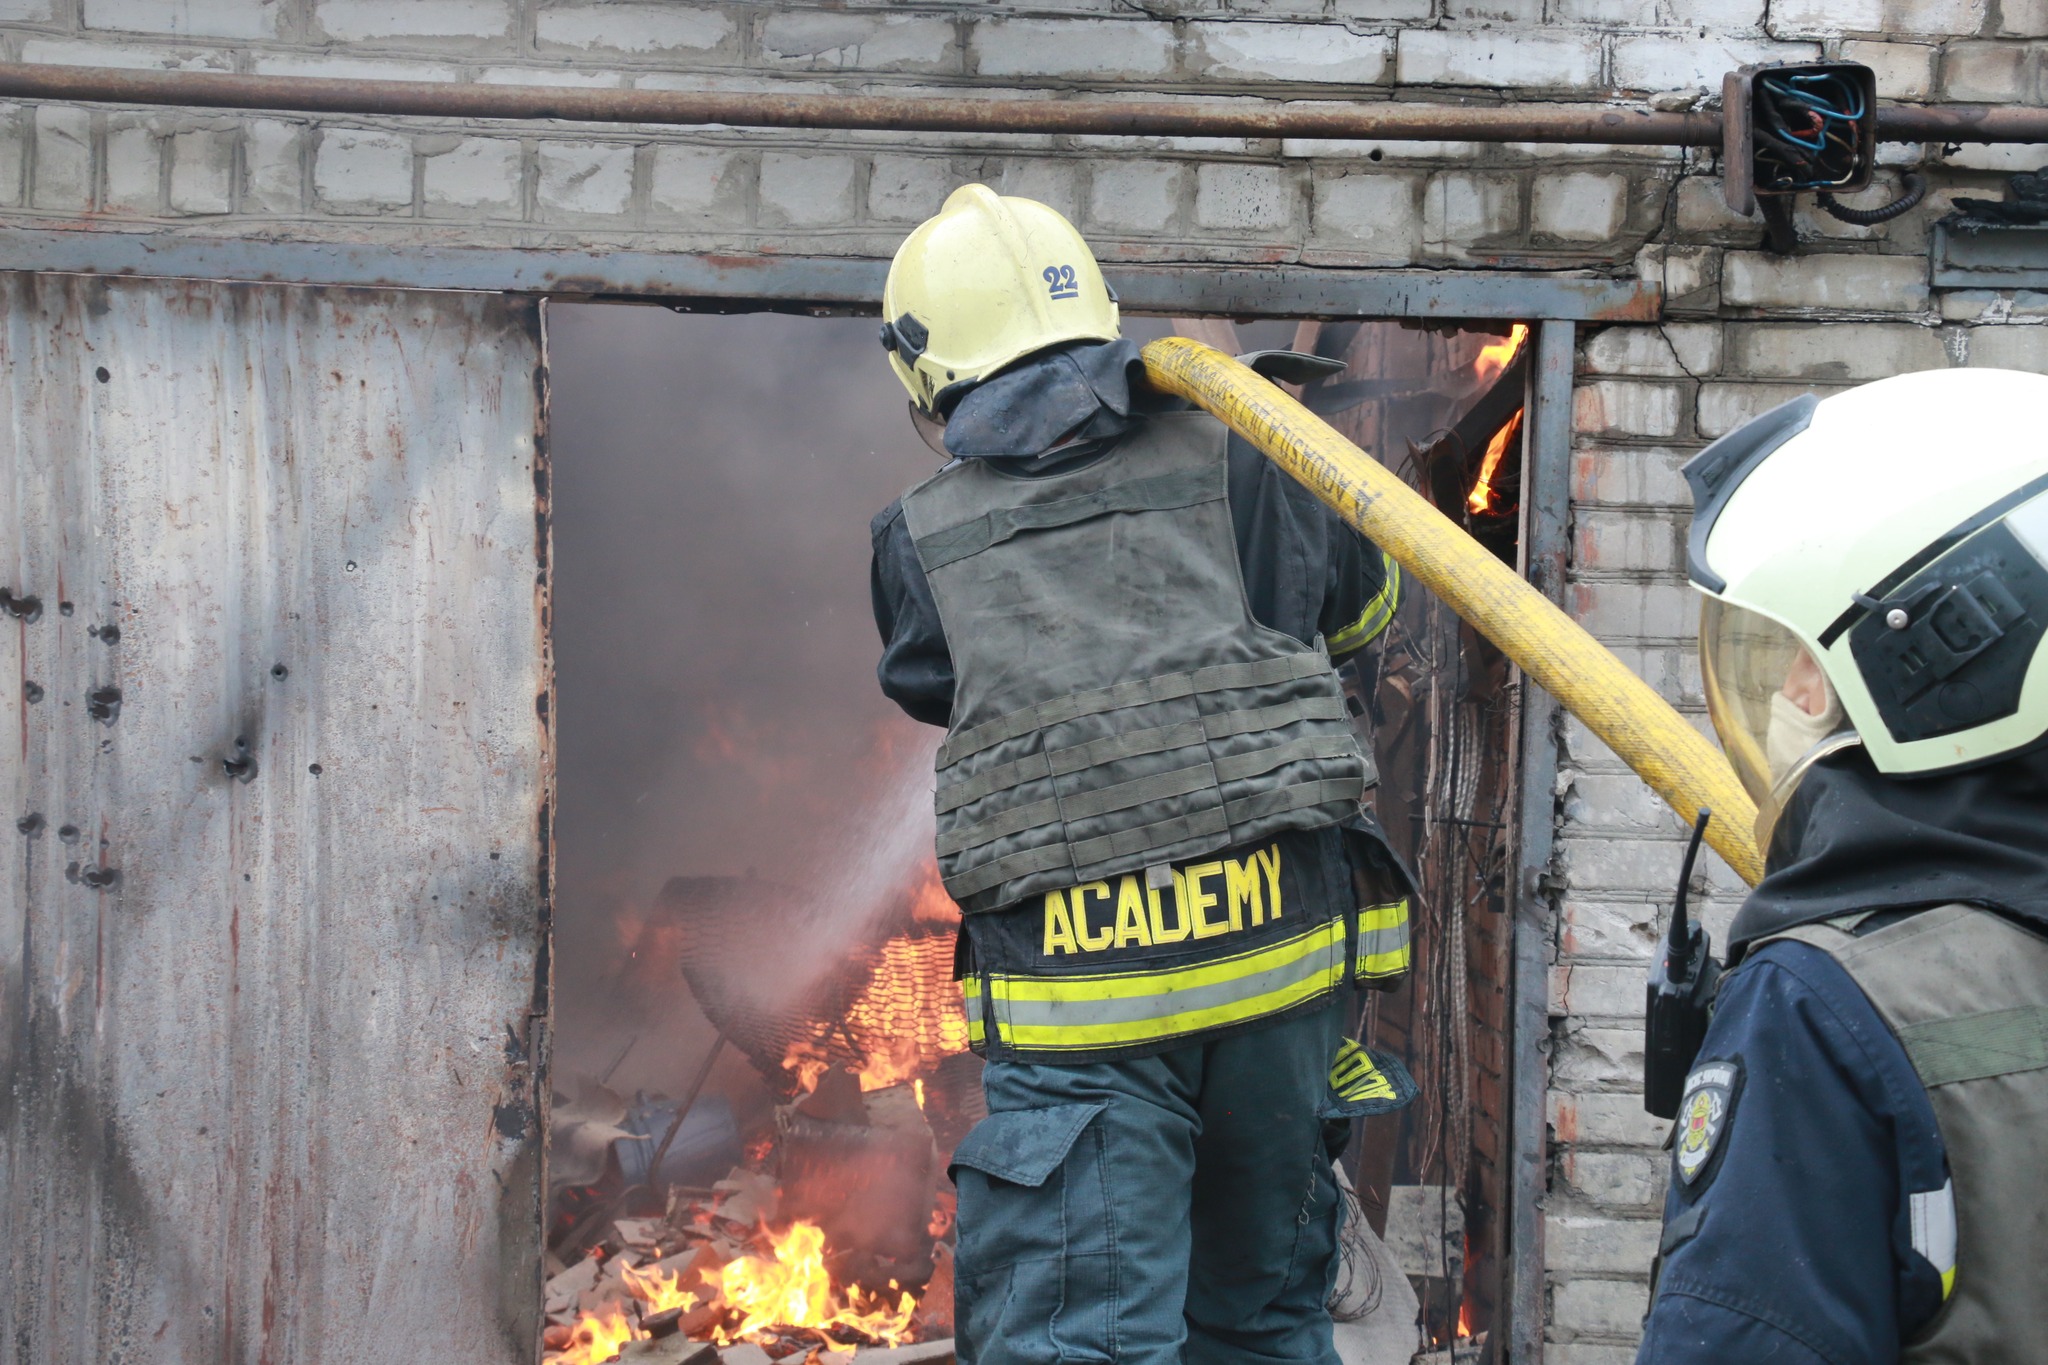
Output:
[1700, 599, 1853, 813]
[908, 401, 951, 458]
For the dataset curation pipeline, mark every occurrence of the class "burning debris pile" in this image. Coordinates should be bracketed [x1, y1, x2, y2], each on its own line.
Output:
[546, 1076, 959, 1365]
[548, 863, 976, 1365]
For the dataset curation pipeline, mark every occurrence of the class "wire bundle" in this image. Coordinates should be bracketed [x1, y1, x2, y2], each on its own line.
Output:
[1752, 70, 1866, 192]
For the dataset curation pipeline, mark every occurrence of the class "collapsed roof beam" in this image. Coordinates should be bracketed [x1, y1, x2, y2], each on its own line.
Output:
[0, 63, 2043, 146]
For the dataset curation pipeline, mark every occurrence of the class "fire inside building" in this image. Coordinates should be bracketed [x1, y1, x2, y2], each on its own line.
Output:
[538, 308, 1534, 1361]
[7, 7, 2048, 1365]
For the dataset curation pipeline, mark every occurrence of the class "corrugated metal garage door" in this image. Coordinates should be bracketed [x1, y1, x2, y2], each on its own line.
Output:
[0, 275, 550, 1364]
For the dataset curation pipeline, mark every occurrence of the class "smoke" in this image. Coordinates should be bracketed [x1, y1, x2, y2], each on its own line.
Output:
[543, 308, 1203, 1095]
[546, 304, 946, 1094]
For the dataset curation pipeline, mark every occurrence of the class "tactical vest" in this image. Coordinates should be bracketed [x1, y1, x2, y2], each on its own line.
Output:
[899, 412, 1374, 915]
[1764, 904, 2048, 1363]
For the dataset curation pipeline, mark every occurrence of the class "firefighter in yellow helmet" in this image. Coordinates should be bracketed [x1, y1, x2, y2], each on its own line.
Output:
[869, 185, 1418, 1365]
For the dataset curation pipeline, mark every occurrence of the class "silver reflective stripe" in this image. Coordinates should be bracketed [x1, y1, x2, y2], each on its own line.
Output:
[994, 958, 1323, 1027]
[1356, 900, 1411, 980]
[1357, 924, 1408, 961]
[984, 922, 1348, 1049]
[1910, 1180, 1958, 1299]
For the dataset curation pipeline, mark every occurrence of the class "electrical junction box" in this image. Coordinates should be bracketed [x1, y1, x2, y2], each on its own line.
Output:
[1723, 62, 1878, 216]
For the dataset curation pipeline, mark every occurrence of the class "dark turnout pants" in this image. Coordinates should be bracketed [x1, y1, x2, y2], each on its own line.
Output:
[949, 1003, 1349, 1365]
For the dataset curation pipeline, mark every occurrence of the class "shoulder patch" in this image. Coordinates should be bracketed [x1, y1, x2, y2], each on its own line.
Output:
[1674, 1058, 1742, 1187]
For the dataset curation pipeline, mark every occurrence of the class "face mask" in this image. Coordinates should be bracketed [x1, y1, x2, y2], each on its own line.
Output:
[1766, 687, 1844, 785]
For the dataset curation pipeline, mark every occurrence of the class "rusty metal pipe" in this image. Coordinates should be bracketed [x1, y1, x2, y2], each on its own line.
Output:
[2, 64, 2038, 146]
[0, 62, 1718, 144]
[1875, 104, 2048, 143]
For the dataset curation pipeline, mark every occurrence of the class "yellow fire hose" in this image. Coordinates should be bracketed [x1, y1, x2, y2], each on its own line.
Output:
[1140, 337, 1766, 886]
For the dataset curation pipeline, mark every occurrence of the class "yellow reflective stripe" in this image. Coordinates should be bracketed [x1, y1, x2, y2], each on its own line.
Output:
[1358, 899, 1409, 933]
[991, 919, 1345, 1003]
[1328, 552, 1401, 654]
[996, 960, 1345, 1051]
[981, 919, 1349, 1051]
[962, 979, 987, 1046]
[1359, 947, 1411, 979]
[1356, 898, 1412, 980]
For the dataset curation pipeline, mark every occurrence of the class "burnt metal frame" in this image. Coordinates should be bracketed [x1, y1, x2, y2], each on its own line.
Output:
[0, 228, 1652, 323]
[0, 225, 1598, 1364]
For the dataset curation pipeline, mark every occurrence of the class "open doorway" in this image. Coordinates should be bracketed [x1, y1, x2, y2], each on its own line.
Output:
[541, 304, 1530, 1362]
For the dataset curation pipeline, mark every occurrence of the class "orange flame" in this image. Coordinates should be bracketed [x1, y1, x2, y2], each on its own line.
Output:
[907, 858, 961, 926]
[548, 1220, 919, 1361]
[620, 1260, 700, 1316]
[1458, 1299, 1475, 1339]
[712, 1221, 917, 1347]
[549, 1307, 640, 1365]
[1470, 323, 1530, 391]
[1466, 409, 1524, 516]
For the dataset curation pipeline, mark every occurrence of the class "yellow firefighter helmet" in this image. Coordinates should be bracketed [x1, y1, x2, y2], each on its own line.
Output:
[880, 184, 1121, 416]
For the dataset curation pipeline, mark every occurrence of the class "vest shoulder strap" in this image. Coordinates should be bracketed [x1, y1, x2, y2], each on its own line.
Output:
[1763, 905, 2048, 1088]
[913, 466, 1223, 572]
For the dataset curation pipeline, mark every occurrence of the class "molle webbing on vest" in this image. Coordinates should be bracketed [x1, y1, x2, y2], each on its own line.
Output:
[937, 653, 1336, 769]
[912, 468, 1221, 571]
[1762, 904, 2048, 1365]
[929, 661, 1365, 904]
[901, 412, 1372, 913]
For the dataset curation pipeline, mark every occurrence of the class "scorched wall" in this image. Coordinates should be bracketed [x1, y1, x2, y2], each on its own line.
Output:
[0, 1, 2041, 1361]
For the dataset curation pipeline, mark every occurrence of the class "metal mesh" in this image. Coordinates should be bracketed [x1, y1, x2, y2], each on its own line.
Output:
[657, 875, 972, 1092]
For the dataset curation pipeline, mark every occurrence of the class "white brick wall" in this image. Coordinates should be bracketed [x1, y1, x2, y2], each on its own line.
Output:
[536, 5, 735, 57]
[167, 127, 232, 213]
[534, 140, 633, 219]
[84, 0, 280, 41]
[313, 126, 411, 213]
[0, 5, 2031, 1358]
[421, 135, 520, 216]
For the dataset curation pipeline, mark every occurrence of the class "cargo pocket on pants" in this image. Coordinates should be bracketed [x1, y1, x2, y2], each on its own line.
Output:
[949, 1102, 1115, 1365]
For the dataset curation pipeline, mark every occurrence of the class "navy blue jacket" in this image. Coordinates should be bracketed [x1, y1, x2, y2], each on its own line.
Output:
[1637, 939, 1951, 1364]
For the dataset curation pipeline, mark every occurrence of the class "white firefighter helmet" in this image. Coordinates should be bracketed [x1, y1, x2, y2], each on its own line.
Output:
[1686, 368, 2048, 844]
[880, 183, 1120, 417]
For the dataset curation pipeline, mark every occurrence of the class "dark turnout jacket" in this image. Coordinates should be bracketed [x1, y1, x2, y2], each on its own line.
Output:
[871, 415, 1409, 1064]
